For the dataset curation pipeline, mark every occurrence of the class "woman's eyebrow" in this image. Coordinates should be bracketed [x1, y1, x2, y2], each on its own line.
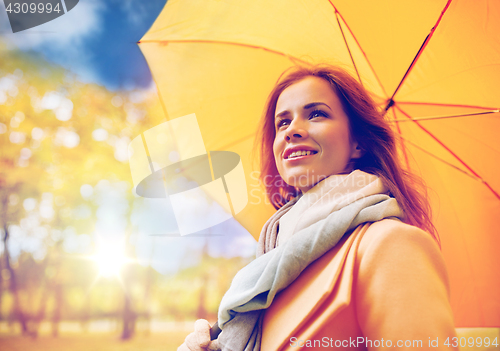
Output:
[303, 102, 331, 110]
[275, 110, 289, 119]
[275, 102, 331, 119]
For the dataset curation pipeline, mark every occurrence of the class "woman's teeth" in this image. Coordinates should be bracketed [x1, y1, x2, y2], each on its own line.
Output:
[287, 150, 315, 159]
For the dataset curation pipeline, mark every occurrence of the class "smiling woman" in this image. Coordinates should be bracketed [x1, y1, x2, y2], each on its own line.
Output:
[260, 65, 435, 238]
[178, 64, 457, 351]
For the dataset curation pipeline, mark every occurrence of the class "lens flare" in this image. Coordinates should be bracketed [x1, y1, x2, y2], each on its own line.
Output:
[93, 241, 128, 278]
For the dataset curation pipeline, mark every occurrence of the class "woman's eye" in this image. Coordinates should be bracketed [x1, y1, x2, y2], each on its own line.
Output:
[310, 110, 327, 119]
[276, 119, 290, 128]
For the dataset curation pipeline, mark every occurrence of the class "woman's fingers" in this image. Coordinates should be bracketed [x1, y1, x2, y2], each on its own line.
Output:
[193, 319, 212, 347]
[177, 342, 191, 351]
[185, 331, 203, 350]
[180, 319, 213, 351]
[207, 339, 220, 351]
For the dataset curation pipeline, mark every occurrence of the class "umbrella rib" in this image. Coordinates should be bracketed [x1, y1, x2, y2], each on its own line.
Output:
[328, 1, 387, 97]
[390, 109, 499, 122]
[138, 39, 310, 66]
[384, 0, 453, 111]
[397, 135, 482, 182]
[334, 10, 361, 84]
[395, 106, 500, 200]
[396, 101, 500, 111]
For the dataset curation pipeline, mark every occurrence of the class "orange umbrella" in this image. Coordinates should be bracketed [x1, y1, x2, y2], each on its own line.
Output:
[138, 0, 500, 327]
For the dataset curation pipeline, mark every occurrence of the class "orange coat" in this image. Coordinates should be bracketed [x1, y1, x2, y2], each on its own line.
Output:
[261, 219, 458, 350]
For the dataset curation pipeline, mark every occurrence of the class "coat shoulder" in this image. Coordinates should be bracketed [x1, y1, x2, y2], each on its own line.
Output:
[353, 219, 457, 349]
[357, 219, 440, 262]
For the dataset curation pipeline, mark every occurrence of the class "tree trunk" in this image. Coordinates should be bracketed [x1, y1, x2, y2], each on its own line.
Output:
[120, 236, 136, 340]
[0, 252, 3, 321]
[196, 238, 209, 320]
[3, 224, 29, 335]
[142, 267, 153, 336]
[51, 283, 62, 337]
[33, 257, 50, 336]
[121, 293, 136, 340]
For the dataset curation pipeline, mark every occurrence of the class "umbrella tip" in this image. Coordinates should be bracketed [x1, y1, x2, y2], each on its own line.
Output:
[384, 99, 395, 111]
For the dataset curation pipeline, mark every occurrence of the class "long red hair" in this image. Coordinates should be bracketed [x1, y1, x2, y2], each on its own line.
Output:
[257, 64, 438, 242]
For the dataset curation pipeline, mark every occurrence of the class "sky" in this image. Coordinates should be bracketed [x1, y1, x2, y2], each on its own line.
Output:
[0, 0, 167, 90]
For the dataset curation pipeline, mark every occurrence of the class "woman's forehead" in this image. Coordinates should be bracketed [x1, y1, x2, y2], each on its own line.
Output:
[276, 77, 340, 114]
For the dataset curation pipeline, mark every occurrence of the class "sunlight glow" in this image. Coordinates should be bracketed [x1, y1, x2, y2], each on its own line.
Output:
[93, 242, 128, 278]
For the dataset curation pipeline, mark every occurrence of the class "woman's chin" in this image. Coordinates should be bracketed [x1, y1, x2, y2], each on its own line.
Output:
[286, 176, 328, 194]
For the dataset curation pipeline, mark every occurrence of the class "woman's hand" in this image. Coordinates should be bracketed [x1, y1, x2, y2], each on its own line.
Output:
[177, 319, 220, 351]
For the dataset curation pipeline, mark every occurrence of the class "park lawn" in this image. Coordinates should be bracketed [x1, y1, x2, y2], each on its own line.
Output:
[0, 332, 188, 351]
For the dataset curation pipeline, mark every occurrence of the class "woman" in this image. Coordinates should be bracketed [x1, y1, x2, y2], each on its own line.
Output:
[179, 64, 457, 350]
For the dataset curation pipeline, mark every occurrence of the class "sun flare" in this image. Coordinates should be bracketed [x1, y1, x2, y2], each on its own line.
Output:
[93, 241, 128, 278]
[95, 251, 126, 278]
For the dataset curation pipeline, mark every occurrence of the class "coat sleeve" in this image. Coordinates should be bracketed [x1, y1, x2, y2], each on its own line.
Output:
[354, 219, 458, 350]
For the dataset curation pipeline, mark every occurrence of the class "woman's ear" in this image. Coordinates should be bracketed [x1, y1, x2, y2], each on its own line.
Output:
[351, 142, 364, 159]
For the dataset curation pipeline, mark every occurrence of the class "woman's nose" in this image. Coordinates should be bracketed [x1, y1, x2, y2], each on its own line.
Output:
[285, 119, 308, 141]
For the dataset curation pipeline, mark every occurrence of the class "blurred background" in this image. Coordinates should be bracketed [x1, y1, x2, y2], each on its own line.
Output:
[0, 0, 256, 349]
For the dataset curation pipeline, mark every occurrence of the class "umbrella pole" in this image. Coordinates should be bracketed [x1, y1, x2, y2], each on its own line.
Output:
[210, 322, 221, 340]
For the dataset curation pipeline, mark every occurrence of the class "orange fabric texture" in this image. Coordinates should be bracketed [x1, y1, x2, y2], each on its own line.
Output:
[261, 220, 458, 350]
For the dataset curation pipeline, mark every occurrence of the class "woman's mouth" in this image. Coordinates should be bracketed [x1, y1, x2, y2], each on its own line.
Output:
[285, 150, 318, 159]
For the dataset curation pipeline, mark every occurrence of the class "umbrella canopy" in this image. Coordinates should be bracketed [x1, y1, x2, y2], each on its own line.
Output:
[138, 0, 500, 327]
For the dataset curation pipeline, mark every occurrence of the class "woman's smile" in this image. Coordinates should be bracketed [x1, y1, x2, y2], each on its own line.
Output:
[283, 145, 318, 160]
[285, 151, 315, 160]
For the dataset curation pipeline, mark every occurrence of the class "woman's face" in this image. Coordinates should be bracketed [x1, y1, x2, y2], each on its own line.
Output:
[273, 76, 361, 193]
